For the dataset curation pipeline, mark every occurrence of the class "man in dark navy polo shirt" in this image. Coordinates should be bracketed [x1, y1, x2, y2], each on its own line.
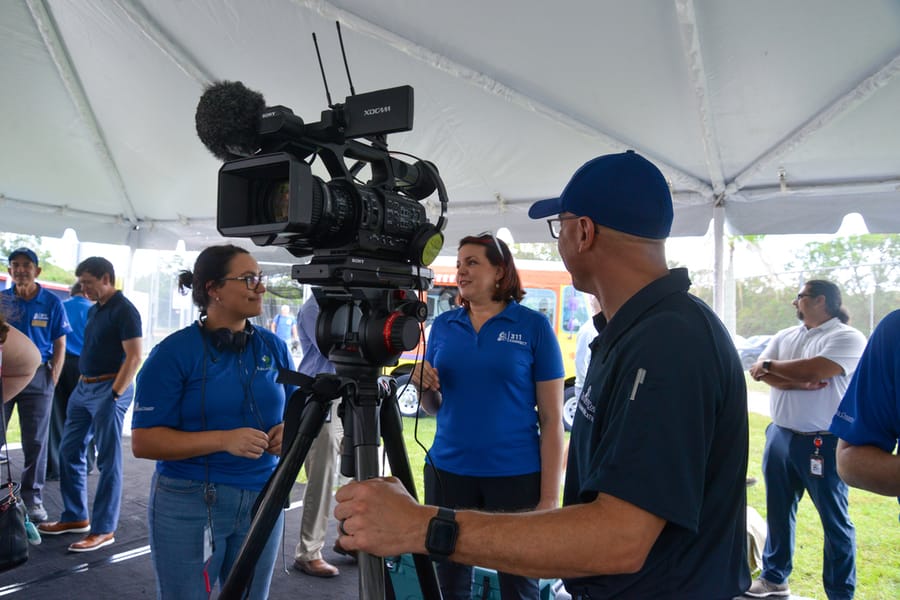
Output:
[39, 257, 142, 553]
[332, 151, 750, 599]
[1, 247, 72, 523]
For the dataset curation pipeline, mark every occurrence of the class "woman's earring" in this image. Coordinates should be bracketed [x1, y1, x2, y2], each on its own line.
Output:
[495, 282, 500, 289]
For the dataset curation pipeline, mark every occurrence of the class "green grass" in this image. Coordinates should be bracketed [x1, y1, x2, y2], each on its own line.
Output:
[746, 412, 900, 599]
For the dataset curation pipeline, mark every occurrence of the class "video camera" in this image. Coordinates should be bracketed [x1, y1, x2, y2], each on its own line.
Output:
[195, 80, 448, 290]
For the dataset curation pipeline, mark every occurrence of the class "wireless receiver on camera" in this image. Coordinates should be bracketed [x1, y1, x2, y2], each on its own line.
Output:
[195, 80, 447, 274]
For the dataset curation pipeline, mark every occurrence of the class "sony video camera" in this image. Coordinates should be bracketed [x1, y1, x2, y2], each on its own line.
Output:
[195, 81, 447, 289]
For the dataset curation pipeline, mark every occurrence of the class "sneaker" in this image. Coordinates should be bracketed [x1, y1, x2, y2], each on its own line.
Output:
[745, 577, 790, 597]
[27, 504, 48, 523]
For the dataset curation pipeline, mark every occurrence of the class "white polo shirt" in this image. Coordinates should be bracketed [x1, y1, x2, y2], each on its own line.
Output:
[760, 317, 867, 431]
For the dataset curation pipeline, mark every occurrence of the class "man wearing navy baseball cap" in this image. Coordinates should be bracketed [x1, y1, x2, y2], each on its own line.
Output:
[2, 247, 72, 524]
[332, 152, 749, 599]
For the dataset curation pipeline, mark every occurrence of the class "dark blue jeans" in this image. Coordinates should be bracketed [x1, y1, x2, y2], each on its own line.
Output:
[761, 424, 855, 600]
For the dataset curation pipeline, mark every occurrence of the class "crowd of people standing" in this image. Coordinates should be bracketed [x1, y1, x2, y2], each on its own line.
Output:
[2, 150, 898, 599]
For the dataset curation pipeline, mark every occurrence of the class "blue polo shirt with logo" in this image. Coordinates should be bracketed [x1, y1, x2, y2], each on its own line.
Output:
[133, 323, 294, 490]
[425, 300, 564, 477]
[0, 284, 72, 361]
[830, 309, 900, 516]
[563, 268, 749, 599]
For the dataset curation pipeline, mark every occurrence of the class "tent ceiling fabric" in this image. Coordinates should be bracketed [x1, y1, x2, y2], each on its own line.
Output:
[2, 0, 899, 258]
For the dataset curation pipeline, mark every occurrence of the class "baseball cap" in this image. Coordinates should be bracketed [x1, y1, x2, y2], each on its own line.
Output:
[8, 247, 39, 266]
[528, 150, 673, 239]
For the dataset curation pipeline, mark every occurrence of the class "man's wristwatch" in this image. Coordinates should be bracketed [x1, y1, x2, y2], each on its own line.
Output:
[425, 507, 458, 561]
[762, 360, 772, 372]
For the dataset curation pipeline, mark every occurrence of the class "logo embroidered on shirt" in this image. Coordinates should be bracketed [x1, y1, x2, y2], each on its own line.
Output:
[496, 331, 527, 346]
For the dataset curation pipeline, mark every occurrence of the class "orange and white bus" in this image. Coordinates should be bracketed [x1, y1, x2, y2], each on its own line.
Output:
[390, 256, 591, 427]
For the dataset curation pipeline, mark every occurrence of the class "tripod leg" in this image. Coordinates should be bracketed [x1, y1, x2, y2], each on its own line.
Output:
[219, 395, 333, 600]
[346, 378, 388, 600]
[380, 385, 444, 600]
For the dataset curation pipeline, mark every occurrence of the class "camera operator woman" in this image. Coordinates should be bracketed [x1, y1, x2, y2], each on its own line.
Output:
[131, 244, 293, 599]
[411, 232, 565, 600]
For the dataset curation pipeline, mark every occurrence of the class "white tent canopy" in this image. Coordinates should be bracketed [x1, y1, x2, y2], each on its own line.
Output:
[2, 0, 900, 259]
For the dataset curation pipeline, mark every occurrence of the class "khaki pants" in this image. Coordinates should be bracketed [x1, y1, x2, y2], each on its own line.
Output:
[294, 402, 343, 561]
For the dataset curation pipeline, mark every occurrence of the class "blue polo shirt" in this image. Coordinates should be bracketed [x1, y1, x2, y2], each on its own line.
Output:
[79, 290, 142, 376]
[132, 323, 295, 491]
[425, 300, 564, 477]
[63, 295, 93, 356]
[830, 309, 900, 514]
[564, 269, 749, 599]
[0, 284, 72, 361]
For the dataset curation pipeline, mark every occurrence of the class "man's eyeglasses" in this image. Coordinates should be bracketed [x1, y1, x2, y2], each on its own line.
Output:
[221, 273, 267, 290]
[546, 215, 582, 239]
[477, 230, 505, 260]
[796, 293, 815, 300]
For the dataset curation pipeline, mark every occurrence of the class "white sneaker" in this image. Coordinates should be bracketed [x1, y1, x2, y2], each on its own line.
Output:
[27, 503, 48, 523]
[745, 576, 791, 597]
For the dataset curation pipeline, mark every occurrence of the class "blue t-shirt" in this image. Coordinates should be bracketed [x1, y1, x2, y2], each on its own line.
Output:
[272, 313, 296, 343]
[132, 323, 295, 491]
[0, 284, 72, 361]
[425, 300, 564, 477]
[63, 295, 93, 356]
[830, 309, 900, 514]
[564, 269, 749, 599]
[79, 291, 142, 376]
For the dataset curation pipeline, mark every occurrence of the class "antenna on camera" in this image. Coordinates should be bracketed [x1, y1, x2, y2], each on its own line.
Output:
[312, 32, 334, 108]
[336, 21, 356, 97]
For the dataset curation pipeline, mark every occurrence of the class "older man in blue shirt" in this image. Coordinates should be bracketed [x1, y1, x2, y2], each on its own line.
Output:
[1, 247, 72, 523]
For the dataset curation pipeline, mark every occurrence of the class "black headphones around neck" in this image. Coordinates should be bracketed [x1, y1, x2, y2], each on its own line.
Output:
[200, 319, 254, 353]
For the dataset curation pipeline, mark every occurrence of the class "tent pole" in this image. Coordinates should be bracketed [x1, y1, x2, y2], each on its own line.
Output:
[712, 201, 725, 322]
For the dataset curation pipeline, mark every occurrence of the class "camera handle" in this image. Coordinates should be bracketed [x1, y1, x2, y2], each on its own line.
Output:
[219, 369, 442, 600]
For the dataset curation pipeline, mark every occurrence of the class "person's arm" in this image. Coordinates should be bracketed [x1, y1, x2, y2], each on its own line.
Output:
[334, 477, 665, 578]
[535, 378, 564, 510]
[111, 337, 142, 397]
[291, 322, 298, 341]
[50, 334, 66, 385]
[836, 439, 900, 496]
[1, 325, 41, 402]
[751, 356, 840, 389]
[132, 425, 271, 460]
[410, 359, 442, 414]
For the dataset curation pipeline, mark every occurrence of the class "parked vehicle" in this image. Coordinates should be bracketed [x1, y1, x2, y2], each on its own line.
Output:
[732, 334, 773, 370]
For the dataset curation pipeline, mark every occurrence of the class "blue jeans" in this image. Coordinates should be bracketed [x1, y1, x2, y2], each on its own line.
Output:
[2, 363, 54, 506]
[761, 425, 856, 600]
[59, 379, 132, 533]
[148, 473, 283, 599]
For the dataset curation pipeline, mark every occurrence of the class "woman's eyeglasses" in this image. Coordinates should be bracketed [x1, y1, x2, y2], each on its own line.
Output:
[221, 273, 267, 290]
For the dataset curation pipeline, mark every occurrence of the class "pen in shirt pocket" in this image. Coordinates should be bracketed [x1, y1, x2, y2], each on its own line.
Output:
[628, 368, 647, 401]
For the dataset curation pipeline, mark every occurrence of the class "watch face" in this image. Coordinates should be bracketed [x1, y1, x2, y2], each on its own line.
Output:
[426, 513, 459, 557]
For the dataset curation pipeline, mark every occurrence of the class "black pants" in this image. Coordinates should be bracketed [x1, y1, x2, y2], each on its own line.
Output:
[47, 353, 95, 479]
[424, 465, 541, 600]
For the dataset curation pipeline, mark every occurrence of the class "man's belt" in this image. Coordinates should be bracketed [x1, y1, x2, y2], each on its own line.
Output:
[80, 373, 117, 383]
[779, 425, 833, 436]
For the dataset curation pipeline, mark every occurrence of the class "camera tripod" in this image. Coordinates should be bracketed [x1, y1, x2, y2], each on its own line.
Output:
[220, 285, 442, 600]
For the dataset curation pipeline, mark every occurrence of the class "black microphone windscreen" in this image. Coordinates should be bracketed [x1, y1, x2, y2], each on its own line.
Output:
[195, 81, 266, 161]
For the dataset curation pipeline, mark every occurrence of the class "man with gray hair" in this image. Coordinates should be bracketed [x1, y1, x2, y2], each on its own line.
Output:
[748, 280, 867, 599]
